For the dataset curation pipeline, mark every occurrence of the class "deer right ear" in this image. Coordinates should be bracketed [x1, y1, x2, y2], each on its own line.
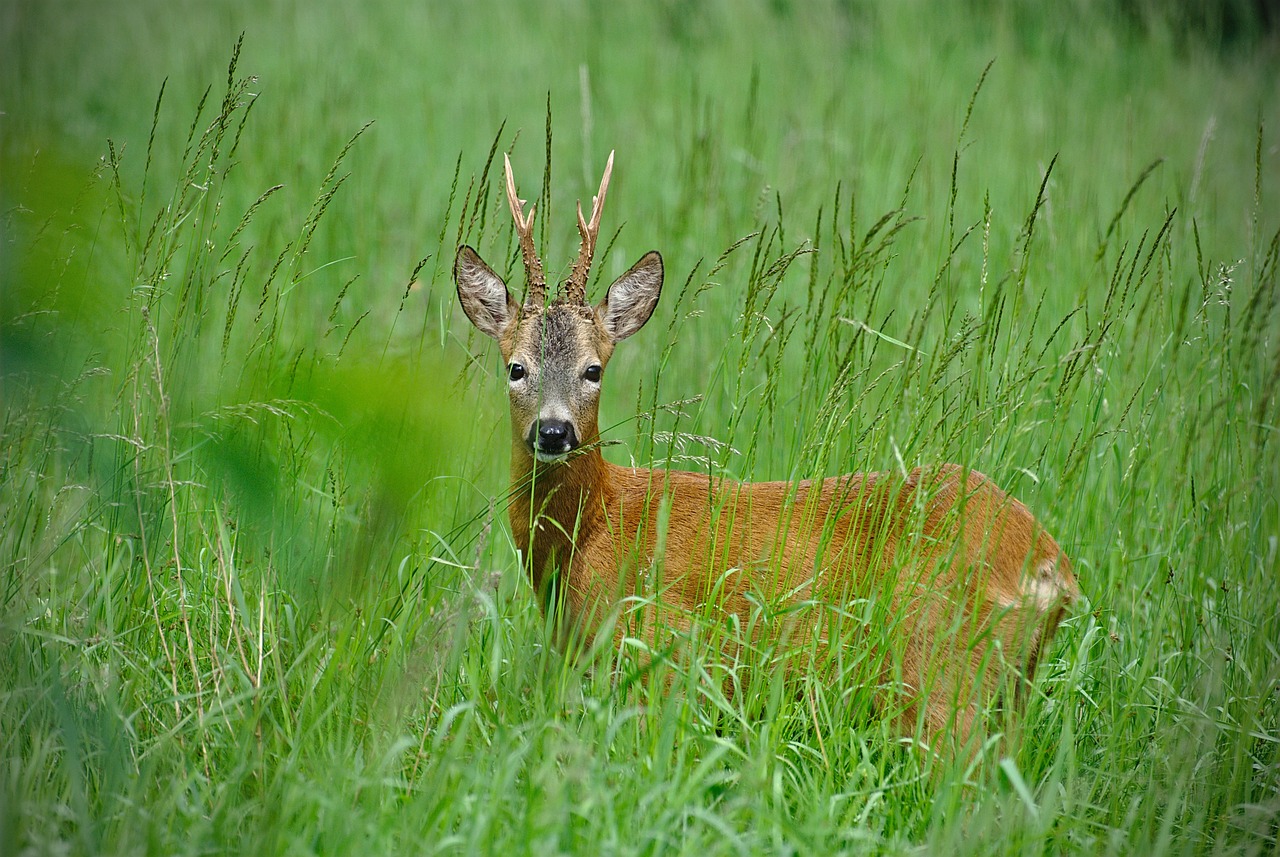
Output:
[455, 246, 518, 340]
[598, 251, 663, 342]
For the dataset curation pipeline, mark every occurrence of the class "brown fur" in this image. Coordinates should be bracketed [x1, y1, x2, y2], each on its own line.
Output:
[508, 439, 1078, 751]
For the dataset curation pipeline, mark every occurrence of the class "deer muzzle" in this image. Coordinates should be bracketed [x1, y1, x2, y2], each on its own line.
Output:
[528, 418, 578, 461]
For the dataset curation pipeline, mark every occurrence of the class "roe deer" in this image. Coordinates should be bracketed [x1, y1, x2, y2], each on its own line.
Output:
[454, 151, 1079, 753]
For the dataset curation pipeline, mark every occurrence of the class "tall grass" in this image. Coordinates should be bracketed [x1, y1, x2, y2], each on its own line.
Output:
[2, 0, 1278, 854]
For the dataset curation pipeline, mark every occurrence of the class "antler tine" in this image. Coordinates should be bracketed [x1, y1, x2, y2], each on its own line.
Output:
[565, 150, 614, 305]
[504, 153, 545, 309]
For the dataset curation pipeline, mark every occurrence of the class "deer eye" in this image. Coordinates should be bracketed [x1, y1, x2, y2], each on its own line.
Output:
[508, 362, 526, 382]
[583, 365, 602, 383]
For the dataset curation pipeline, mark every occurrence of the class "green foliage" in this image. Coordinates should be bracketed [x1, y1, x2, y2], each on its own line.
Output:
[2, 0, 1278, 854]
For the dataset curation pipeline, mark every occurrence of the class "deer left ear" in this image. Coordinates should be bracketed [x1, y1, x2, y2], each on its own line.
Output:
[597, 251, 663, 342]
[455, 245, 518, 340]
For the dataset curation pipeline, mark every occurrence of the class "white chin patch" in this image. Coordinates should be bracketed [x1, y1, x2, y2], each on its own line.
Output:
[534, 450, 569, 463]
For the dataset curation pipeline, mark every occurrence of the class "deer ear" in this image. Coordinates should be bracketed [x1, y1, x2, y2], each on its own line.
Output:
[455, 246, 518, 340]
[597, 251, 663, 342]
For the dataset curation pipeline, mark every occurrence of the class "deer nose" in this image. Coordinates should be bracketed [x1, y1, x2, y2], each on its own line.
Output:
[539, 422, 568, 443]
[530, 419, 577, 457]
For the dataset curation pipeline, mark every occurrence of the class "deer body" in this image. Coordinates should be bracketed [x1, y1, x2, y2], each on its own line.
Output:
[456, 153, 1079, 750]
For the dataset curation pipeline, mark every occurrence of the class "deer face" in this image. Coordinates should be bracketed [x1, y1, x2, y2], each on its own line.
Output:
[454, 152, 661, 463]
[455, 246, 663, 462]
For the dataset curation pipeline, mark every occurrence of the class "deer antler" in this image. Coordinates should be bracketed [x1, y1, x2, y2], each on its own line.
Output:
[564, 150, 614, 305]
[504, 153, 545, 310]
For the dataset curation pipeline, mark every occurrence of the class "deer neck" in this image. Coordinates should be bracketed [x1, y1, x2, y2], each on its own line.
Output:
[508, 440, 613, 591]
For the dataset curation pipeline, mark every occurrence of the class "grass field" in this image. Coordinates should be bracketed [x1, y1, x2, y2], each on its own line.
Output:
[3, 0, 1279, 853]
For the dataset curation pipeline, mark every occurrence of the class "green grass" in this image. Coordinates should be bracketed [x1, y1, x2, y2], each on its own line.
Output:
[2, 0, 1278, 854]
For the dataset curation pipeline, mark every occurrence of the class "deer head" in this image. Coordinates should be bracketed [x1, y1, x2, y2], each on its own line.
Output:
[455, 152, 664, 463]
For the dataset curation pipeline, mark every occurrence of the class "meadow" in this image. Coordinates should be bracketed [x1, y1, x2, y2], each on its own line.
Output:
[2, 0, 1278, 853]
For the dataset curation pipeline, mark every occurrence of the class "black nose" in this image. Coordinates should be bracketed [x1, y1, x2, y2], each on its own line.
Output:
[530, 419, 577, 456]
[539, 422, 568, 443]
